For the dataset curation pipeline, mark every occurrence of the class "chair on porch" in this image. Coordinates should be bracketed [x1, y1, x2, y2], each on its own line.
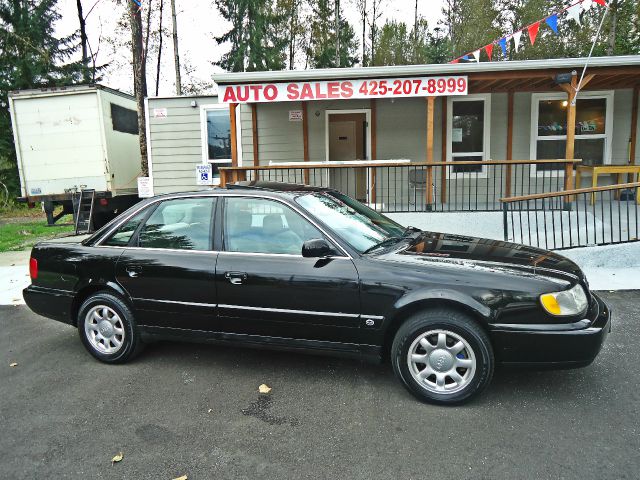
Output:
[408, 169, 428, 204]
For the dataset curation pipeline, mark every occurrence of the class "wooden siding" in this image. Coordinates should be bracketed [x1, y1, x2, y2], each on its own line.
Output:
[147, 96, 216, 194]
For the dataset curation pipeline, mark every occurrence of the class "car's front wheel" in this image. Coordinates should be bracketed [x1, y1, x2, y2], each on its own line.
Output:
[77, 292, 142, 363]
[391, 308, 494, 405]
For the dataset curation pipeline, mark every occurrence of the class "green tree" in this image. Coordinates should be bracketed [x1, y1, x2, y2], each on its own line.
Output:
[307, 0, 358, 68]
[370, 18, 451, 66]
[0, 0, 84, 197]
[214, 0, 288, 72]
[442, 0, 502, 58]
[371, 20, 410, 66]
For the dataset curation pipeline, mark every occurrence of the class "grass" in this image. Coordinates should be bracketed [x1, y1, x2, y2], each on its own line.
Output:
[0, 217, 74, 252]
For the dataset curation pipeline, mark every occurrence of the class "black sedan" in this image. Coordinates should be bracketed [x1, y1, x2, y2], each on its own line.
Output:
[23, 182, 611, 404]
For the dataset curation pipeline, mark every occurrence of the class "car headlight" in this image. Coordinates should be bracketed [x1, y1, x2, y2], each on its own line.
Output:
[540, 284, 589, 317]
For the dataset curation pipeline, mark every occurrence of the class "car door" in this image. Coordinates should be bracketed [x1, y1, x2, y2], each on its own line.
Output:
[215, 195, 362, 343]
[112, 196, 219, 331]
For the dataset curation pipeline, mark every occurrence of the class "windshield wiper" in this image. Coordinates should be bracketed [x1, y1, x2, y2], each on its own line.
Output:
[362, 227, 422, 254]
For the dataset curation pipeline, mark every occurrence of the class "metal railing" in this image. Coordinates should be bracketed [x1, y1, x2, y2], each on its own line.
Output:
[500, 182, 640, 249]
[220, 159, 580, 213]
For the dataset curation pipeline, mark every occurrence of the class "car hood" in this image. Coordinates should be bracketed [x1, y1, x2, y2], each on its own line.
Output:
[376, 231, 584, 282]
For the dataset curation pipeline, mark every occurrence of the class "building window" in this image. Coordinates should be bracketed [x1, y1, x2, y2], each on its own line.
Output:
[531, 92, 612, 173]
[111, 103, 138, 135]
[447, 94, 491, 175]
[200, 104, 239, 184]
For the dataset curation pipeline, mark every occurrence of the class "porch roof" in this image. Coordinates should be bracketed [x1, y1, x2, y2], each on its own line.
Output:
[213, 55, 640, 92]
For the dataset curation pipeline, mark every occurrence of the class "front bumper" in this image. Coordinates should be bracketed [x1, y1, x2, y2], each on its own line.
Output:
[23, 285, 75, 325]
[490, 292, 611, 368]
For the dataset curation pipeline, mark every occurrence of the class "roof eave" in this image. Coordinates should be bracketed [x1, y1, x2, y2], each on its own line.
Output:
[213, 55, 640, 85]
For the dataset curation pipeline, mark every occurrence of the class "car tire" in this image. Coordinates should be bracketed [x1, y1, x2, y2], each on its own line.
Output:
[391, 308, 494, 405]
[77, 292, 143, 364]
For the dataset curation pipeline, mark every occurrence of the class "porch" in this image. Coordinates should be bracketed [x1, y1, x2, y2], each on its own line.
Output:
[211, 56, 640, 206]
[219, 159, 579, 212]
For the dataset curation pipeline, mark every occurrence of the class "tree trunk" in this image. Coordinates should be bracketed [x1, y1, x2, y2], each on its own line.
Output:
[156, 0, 164, 96]
[413, 0, 418, 63]
[144, 0, 153, 64]
[607, 0, 618, 56]
[76, 0, 90, 82]
[371, 1, 376, 65]
[289, 0, 296, 70]
[335, 0, 340, 67]
[361, 0, 366, 66]
[171, 0, 182, 95]
[129, 0, 148, 176]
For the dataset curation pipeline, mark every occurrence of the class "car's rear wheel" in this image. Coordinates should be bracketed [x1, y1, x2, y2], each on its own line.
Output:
[78, 292, 142, 363]
[391, 308, 494, 405]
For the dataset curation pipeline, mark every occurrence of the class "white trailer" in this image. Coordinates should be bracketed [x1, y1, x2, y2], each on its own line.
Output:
[8, 85, 143, 229]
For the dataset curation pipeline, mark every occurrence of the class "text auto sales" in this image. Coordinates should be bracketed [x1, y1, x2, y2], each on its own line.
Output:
[220, 76, 468, 104]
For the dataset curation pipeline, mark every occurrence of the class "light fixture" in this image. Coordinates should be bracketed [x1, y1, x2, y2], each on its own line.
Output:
[190, 100, 198, 108]
[562, 100, 568, 107]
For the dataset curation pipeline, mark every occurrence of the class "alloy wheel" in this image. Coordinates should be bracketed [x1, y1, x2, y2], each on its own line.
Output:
[407, 329, 477, 395]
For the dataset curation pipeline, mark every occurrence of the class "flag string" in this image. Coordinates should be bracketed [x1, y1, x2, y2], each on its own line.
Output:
[449, 0, 609, 64]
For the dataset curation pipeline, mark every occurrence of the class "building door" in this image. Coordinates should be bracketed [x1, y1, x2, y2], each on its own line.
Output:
[447, 95, 491, 176]
[326, 111, 369, 202]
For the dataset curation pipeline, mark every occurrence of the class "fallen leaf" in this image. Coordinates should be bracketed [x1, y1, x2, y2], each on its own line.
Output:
[9, 363, 18, 367]
[172, 476, 188, 480]
[258, 383, 272, 394]
[111, 452, 123, 465]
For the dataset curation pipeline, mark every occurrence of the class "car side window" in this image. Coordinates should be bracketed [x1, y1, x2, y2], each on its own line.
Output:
[136, 198, 215, 250]
[224, 197, 327, 255]
[102, 208, 149, 247]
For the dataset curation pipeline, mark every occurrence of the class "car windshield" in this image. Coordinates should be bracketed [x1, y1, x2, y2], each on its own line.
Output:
[295, 192, 406, 253]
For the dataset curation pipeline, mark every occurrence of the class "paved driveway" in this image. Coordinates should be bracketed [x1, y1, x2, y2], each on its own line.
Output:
[1, 291, 638, 479]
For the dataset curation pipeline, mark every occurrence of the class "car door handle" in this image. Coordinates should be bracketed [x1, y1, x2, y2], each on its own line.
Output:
[225, 271, 247, 285]
[126, 266, 142, 278]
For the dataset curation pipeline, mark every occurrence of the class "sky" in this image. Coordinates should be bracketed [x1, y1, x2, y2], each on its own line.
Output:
[54, 0, 446, 96]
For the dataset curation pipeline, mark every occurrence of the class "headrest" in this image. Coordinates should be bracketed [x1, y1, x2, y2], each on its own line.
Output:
[228, 210, 252, 233]
[262, 214, 284, 235]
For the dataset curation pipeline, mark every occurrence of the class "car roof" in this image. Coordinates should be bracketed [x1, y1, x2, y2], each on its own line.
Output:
[150, 181, 332, 200]
[226, 181, 332, 193]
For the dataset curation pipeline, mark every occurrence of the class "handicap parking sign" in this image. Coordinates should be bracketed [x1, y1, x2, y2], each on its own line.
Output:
[196, 164, 213, 186]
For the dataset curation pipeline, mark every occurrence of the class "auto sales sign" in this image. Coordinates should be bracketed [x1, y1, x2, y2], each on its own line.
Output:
[219, 76, 468, 104]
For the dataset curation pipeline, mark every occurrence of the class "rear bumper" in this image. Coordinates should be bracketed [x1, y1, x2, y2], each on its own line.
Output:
[491, 292, 611, 368]
[23, 285, 75, 325]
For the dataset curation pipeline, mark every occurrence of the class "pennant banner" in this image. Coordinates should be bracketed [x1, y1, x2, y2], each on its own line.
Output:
[566, 3, 583, 25]
[512, 31, 523, 53]
[527, 21, 540, 45]
[484, 43, 494, 61]
[545, 14, 559, 34]
[499, 37, 508, 56]
[449, 0, 609, 63]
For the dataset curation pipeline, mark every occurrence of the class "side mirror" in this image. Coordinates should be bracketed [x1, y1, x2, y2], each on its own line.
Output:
[302, 238, 334, 258]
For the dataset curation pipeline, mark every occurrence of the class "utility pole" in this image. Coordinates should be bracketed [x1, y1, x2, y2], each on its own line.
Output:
[335, 0, 340, 67]
[171, 0, 182, 95]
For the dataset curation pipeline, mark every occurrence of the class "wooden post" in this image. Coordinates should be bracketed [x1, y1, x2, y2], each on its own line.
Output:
[505, 90, 514, 197]
[630, 84, 639, 167]
[251, 103, 259, 180]
[563, 74, 577, 191]
[370, 99, 377, 204]
[229, 103, 239, 182]
[220, 169, 227, 187]
[440, 98, 447, 203]
[302, 101, 310, 184]
[426, 96, 435, 206]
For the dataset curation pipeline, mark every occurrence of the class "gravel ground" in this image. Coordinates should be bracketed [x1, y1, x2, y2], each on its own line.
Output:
[1, 291, 638, 480]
